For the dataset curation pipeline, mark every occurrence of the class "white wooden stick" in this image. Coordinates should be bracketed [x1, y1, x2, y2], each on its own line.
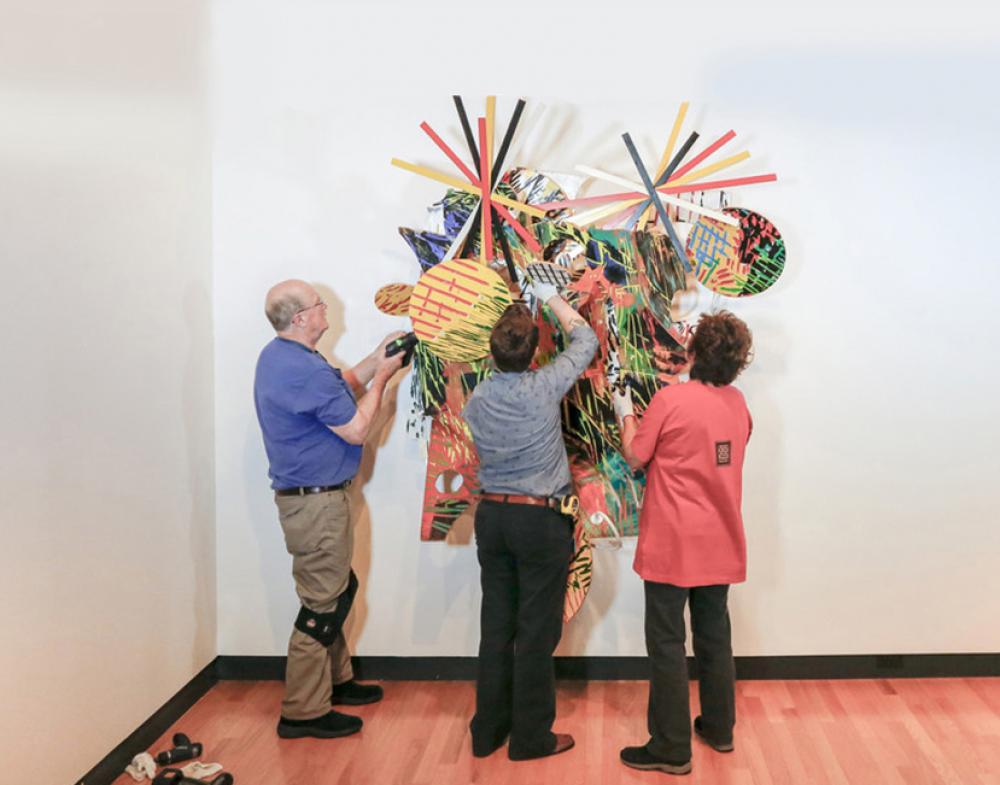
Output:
[575, 165, 739, 227]
[567, 197, 645, 227]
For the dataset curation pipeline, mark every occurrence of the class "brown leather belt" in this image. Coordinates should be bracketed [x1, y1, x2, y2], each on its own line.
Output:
[480, 492, 561, 510]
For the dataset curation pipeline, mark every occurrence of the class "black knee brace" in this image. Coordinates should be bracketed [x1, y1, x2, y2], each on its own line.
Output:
[294, 570, 359, 646]
[153, 770, 233, 785]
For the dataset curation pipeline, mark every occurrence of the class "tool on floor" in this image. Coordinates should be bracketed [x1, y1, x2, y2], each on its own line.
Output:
[155, 733, 203, 766]
[152, 769, 233, 785]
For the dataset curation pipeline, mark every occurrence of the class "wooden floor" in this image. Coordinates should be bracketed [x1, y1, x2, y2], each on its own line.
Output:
[112, 678, 1000, 785]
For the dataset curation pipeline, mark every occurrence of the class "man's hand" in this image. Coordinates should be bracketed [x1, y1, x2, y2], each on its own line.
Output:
[373, 330, 407, 375]
[376, 348, 406, 378]
[348, 330, 408, 391]
[613, 385, 635, 421]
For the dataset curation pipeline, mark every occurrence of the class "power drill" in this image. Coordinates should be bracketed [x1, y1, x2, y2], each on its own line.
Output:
[155, 733, 203, 766]
[385, 332, 418, 365]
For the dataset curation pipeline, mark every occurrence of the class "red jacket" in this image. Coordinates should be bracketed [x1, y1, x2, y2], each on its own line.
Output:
[630, 381, 752, 587]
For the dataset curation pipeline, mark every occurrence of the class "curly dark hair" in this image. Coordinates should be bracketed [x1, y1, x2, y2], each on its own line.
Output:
[490, 304, 539, 372]
[688, 310, 753, 386]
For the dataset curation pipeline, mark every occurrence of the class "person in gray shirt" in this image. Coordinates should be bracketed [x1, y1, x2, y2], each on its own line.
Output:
[462, 283, 598, 761]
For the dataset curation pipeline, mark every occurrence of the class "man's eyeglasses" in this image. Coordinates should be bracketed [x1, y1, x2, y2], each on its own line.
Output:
[295, 300, 327, 316]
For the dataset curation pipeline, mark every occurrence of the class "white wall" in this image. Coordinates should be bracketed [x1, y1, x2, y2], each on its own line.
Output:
[0, 3, 214, 783]
[213, 0, 1000, 661]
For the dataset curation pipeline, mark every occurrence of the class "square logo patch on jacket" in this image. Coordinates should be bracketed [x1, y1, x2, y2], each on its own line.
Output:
[715, 441, 732, 466]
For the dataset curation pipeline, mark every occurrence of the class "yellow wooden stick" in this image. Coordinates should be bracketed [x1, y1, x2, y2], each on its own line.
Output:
[486, 95, 496, 178]
[639, 101, 689, 230]
[479, 116, 489, 264]
[670, 150, 751, 186]
[390, 158, 548, 219]
[492, 193, 547, 219]
[657, 101, 689, 179]
[392, 157, 475, 192]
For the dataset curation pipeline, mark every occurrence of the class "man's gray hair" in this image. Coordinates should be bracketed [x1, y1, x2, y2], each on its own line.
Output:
[265, 290, 307, 332]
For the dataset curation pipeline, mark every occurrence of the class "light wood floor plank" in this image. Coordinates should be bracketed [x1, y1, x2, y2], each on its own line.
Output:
[108, 678, 1000, 785]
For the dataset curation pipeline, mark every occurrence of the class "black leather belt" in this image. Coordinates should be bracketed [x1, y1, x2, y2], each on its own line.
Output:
[276, 481, 350, 497]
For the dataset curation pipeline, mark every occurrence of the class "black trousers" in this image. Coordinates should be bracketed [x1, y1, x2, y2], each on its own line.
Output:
[644, 581, 736, 761]
[471, 500, 574, 758]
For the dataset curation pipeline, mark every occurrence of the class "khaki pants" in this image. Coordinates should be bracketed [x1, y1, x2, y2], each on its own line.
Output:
[275, 489, 355, 720]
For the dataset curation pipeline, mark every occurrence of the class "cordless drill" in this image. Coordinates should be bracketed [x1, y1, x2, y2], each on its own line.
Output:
[384, 332, 418, 365]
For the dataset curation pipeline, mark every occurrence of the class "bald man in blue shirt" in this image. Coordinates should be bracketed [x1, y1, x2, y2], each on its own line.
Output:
[254, 279, 404, 740]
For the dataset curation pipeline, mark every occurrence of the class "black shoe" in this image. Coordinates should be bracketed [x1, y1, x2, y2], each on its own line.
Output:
[694, 715, 734, 752]
[277, 710, 363, 739]
[508, 733, 575, 761]
[331, 679, 384, 706]
[620, 745, 691, 775]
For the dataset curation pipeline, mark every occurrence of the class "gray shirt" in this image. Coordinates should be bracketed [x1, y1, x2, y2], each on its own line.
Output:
[463, 323, 599, 496]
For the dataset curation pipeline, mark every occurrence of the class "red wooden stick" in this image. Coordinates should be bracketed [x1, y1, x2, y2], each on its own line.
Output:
[667, 130, 736, 182]
[420, 121, 480, 185]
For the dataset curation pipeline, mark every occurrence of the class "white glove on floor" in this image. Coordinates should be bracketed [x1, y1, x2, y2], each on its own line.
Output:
[181, 761, 224, 779]
[124, 752, 157, 781]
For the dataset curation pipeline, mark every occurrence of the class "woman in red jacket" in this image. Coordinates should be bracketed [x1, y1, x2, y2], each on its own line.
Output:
[614, 310, 753, 776]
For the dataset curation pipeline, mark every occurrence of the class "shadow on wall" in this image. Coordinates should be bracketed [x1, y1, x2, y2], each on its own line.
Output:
[343, 373, 402, 647]
[729, 313, 787, 654]
[243, 423, 291, 647]
[557, 545, 624, 655]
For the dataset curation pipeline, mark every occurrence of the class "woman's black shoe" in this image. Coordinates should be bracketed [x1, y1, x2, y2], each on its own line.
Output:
[620, 744, 692, 775]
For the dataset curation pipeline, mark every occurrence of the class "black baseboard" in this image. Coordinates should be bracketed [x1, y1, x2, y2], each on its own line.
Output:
[215, 652, 1000, 682]
[75, 659, 217, 785]
[77, 652, 1000, 785]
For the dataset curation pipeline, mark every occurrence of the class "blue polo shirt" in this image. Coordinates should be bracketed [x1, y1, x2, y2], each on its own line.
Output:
[253, 337, 361, 490]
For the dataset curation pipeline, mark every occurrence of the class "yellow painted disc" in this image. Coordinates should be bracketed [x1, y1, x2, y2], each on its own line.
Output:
[408, 258, 512, 362]
[374, 282, 413, 316]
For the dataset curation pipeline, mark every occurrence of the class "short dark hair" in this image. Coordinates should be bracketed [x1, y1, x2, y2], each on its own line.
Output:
[489, 304, 539, 372]
[688, 311, 753, 386]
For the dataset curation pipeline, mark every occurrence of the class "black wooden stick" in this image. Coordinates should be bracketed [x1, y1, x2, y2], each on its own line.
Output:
[491, 206, 523, 296]
[453, 96, 484, 258]
[622, 132, 691, 272]
[631, 130, 701, 227]
[488, 99, 527, 284]
[455, 96, 527, 281]
[490, 98, 526, 184]
[453, 95, 479, 163]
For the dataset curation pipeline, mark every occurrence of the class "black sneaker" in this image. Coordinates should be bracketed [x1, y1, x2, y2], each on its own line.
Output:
[620, 745, 691, 775]
[694, 716, 734, 752]
[331, 679, 384, 705]
[277, 710, 363, 739]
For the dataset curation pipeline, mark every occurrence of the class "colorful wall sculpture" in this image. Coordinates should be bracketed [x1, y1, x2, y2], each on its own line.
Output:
[381, 98, 784, 618]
